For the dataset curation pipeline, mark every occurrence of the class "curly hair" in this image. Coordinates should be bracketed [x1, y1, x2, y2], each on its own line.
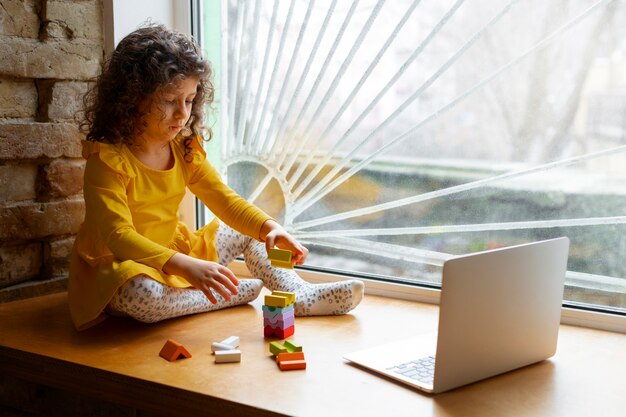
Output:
[82, 24, 214, 161]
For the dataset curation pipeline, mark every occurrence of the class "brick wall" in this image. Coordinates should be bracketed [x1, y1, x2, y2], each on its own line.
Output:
[0, 0, 103, 302]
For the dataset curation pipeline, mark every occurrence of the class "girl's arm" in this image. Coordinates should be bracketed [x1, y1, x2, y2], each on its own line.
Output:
[163, 253, 239, 303]
[185, 138, 308, 265]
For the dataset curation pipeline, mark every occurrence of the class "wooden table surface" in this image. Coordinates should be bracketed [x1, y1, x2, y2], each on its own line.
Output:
[1, 290, 625, 417]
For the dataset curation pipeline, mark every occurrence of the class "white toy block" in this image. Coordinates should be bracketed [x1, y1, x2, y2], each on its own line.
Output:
[211, 342, 236, 353]
[215, 349, 241, 363]
[211, 335, 240, 353]
[221, 336, 240, 348]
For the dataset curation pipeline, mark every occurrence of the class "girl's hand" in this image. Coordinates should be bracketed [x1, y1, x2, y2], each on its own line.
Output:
[163, 253, 239, 304]
[260, 220, 309, 265]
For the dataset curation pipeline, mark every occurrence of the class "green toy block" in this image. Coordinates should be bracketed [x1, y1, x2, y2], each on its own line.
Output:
[284, 339, 302, 353]
[268, 248, 292, 262]
[262, 303, 294, 318]
[269, 341, 288, 356]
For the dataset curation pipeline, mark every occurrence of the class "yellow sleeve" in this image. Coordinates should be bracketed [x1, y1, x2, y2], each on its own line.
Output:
[83, 151, 177, 270]
[185, 145, 272, 240]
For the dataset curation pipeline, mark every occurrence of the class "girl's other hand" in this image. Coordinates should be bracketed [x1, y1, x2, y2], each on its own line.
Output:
[261, 220, 309, 265]
[163, 253, 239, 304]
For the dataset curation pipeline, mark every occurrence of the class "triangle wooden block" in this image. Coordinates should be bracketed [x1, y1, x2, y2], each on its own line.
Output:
[159, 339, 192, 361]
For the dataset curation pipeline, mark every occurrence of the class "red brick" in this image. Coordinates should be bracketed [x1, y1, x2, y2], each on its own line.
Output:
[0, 77, 38, 118]
[39, 81, 91, 122]
[0, 198, 85, 241]
[0, 242, 42, 289]
[0, 122, 83, 160]
[0, 37, 101, 80]
[44, 236, 75, 277]
[0, 0, 40, 38]
[0, 163, 38, 202]
[43, 0, 103, 40]
[38, 159, 85, 199]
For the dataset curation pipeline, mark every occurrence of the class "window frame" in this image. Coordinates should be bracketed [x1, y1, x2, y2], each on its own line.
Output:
[105, 0, 626, 333]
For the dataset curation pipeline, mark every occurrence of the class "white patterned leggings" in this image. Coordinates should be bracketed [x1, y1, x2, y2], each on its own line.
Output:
[106, 223, 364, 323]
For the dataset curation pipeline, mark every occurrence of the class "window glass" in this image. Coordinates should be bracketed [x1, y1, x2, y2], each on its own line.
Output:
[203, 0, 626, 313]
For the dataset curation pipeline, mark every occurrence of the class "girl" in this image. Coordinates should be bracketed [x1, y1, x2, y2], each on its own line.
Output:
[68, 24, 364, 330]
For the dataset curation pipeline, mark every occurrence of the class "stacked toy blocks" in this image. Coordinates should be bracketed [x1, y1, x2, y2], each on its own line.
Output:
[263, 291, 295, 339]
[268, 248, 294, 269]
[269, 340, 306, 371]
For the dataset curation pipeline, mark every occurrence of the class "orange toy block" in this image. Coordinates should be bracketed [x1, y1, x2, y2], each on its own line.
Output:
[159, 339, 192, 362]
[279, 359, 307, 371]
[275, 351, 305, 363]
[276, 351, 306, 371]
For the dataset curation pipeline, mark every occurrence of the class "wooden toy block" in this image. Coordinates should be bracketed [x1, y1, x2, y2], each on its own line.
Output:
[284, 340, 303, 353]
[264, 294, 289, 308]
[262, 303, 294, 318]
[270, 259, 294, 269]
[276, 351, 305, 363]
[220, 336, 240, 348]
[211, 341, 236, 353]
[263, 308, 295, 324]
[159, 339, 192, 362]
[278, 359, 307, 371]
[269, 341, 288, 356]
[268, 248, 292, 262]
[270, 291, 295, 305]
[215, 349, 241, 363]
[263, 315, 295, 330]
[276, 351, 306, 371]
[211, 335, 240, 353]
[264, 324, 295, 339]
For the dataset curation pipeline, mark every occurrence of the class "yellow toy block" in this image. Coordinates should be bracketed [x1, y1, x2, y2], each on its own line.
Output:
[271, 291, 295, 305]
[268, 248, 292, 262]
[264, 294, 289, 308]
[271, 259, 294, 269]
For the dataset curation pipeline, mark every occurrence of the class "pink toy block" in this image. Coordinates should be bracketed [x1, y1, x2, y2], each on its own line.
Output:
[263, 314, 295, 329]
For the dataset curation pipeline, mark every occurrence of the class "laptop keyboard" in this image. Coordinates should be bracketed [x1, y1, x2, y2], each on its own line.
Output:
[387, 355, 435, 385]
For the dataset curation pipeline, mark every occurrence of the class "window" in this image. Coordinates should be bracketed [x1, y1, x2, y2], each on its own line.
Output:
[200, 0, 626, 315]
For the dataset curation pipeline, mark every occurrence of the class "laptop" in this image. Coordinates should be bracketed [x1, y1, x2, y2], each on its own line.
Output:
[343, 237, 569, 394]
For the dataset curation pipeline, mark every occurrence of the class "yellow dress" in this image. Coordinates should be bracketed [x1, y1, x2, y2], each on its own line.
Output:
[68, 135, 271, 330]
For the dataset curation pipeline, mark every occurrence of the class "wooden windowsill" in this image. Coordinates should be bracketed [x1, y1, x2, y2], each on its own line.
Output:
[0, 290, 625, 416]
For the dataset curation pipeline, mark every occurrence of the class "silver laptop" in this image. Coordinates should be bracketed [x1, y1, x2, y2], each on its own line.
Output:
[344, 237, 569, 394]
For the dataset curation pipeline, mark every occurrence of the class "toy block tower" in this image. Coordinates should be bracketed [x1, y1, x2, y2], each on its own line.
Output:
[263, 291, 296, 339]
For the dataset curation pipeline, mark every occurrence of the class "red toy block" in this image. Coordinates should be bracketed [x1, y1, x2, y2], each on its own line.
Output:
[159, 339, 192, 361]
[264, 324, 295, 339]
